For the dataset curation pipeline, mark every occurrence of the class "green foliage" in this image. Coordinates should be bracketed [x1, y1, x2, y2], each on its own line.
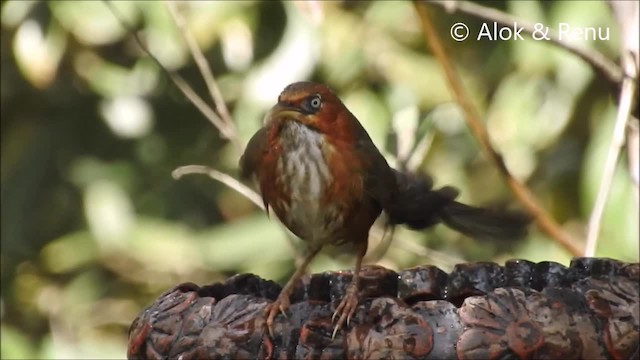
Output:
[1, 1, 637, 358]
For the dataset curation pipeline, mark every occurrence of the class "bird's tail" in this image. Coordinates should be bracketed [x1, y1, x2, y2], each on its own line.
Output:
[386, 171, 530, 240]
[438, 201, 530, 240]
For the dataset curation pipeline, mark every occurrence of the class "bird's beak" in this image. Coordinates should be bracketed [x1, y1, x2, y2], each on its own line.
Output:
[266, 103, 305, 123]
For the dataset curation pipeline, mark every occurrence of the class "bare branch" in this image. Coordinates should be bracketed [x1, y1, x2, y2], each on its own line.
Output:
[628, 120, 639, 208]
[172, 165, 264, 210]
[165, 1, 242, 153]
[426, 0, 623, 87]
[103, 1, 233, 149]
[413, 1, 583, 256]
[585, 56, 638, 256]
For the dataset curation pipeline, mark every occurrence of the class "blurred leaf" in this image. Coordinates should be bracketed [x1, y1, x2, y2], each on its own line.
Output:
[188, 1, 255, 51]
[510, 232, 572, 264]
[319, 5, 366, 87]
[40, 332, 126, 360]
[99, 96, 154, 139]
[73, 51, 132, 97]
[365, 1, 420, 41]
[198, 214, 290, 275]
[549, 0, 620, 53]
[487, 73, 573, 179]
[243, 1, 318, 107]
[49, 1, 136, 46]
[509, 0, 553, 74]
[83, 179, 135, 250]
[138, 1, 189, 70]
[126, 217, 204, 278]
[343, 88, 390, 152]
[13, 18, 66, 88]
[61, 270, 105, 312]
[40, 232, 98, 274]
[0, 325, 37, 359]
[1, 0, 38, 28]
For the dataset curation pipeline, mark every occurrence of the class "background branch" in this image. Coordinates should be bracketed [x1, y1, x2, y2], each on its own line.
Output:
[584, 0, 639, 257]
[413, 1, 583, 256]
[165, 1, 242, 153]
[585, 72, 637, 256]
[628, 120, 640, 208]
[103, 1, 235, 151]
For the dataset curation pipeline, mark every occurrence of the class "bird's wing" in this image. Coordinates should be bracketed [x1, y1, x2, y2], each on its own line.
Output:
[351, 122, 458, 228]
[239, 126, 271, 213]
[353, 131, 397, 209]
[239, 126, 269, 179]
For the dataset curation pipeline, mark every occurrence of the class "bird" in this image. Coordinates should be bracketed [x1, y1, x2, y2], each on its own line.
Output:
[239, 81, 530, 337]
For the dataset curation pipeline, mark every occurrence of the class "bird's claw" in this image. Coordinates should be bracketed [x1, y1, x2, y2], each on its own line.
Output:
[264, 294, 290, 337]
[331, 285, 359, 339]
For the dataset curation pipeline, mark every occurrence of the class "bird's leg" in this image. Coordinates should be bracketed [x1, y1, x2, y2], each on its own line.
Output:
[264, 245, 321, 336]
[331, 241, 366, 338]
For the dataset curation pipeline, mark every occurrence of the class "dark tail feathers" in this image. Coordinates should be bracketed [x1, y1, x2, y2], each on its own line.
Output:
[438, 201, 530, 240]
[386, 171, 530, 241]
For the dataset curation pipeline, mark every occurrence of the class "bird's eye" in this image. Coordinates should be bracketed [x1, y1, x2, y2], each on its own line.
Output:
[301, 94, 322, 114]
[309, 95, 321, 109]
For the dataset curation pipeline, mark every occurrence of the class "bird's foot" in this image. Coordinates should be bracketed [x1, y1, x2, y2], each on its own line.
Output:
[264, 291, 290, 337]
[331, 283, 359, 339]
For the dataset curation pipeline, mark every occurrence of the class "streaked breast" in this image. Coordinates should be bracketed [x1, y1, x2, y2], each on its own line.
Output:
[269, 121, 340, 242]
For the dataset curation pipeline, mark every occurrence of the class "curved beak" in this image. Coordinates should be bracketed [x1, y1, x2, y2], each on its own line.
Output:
[266, 103, 304, 122]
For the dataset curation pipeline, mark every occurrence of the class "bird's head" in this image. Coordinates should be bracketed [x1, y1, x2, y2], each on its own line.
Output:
[267, 81, 358, 140]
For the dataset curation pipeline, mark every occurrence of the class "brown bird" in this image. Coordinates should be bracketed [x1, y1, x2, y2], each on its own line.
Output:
[239, 81, 529, 337]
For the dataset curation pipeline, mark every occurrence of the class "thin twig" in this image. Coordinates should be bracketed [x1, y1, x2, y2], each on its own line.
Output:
[105, 2, 245, 196]
[172, 165, 264, 210]
[103, 1, 231, 148]
[164, 1, 242, 153]
[413, 1, 582, 256]
[426, 0, 623, 87]
[585, 58, 637, 256]
[628, 119, 639, 208]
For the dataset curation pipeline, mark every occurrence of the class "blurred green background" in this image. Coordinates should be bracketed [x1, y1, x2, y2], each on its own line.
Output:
[1, 0, 638, 358]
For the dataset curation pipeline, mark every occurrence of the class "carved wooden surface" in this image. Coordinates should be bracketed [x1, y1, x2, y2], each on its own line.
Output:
[127, 257, 639, 359]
